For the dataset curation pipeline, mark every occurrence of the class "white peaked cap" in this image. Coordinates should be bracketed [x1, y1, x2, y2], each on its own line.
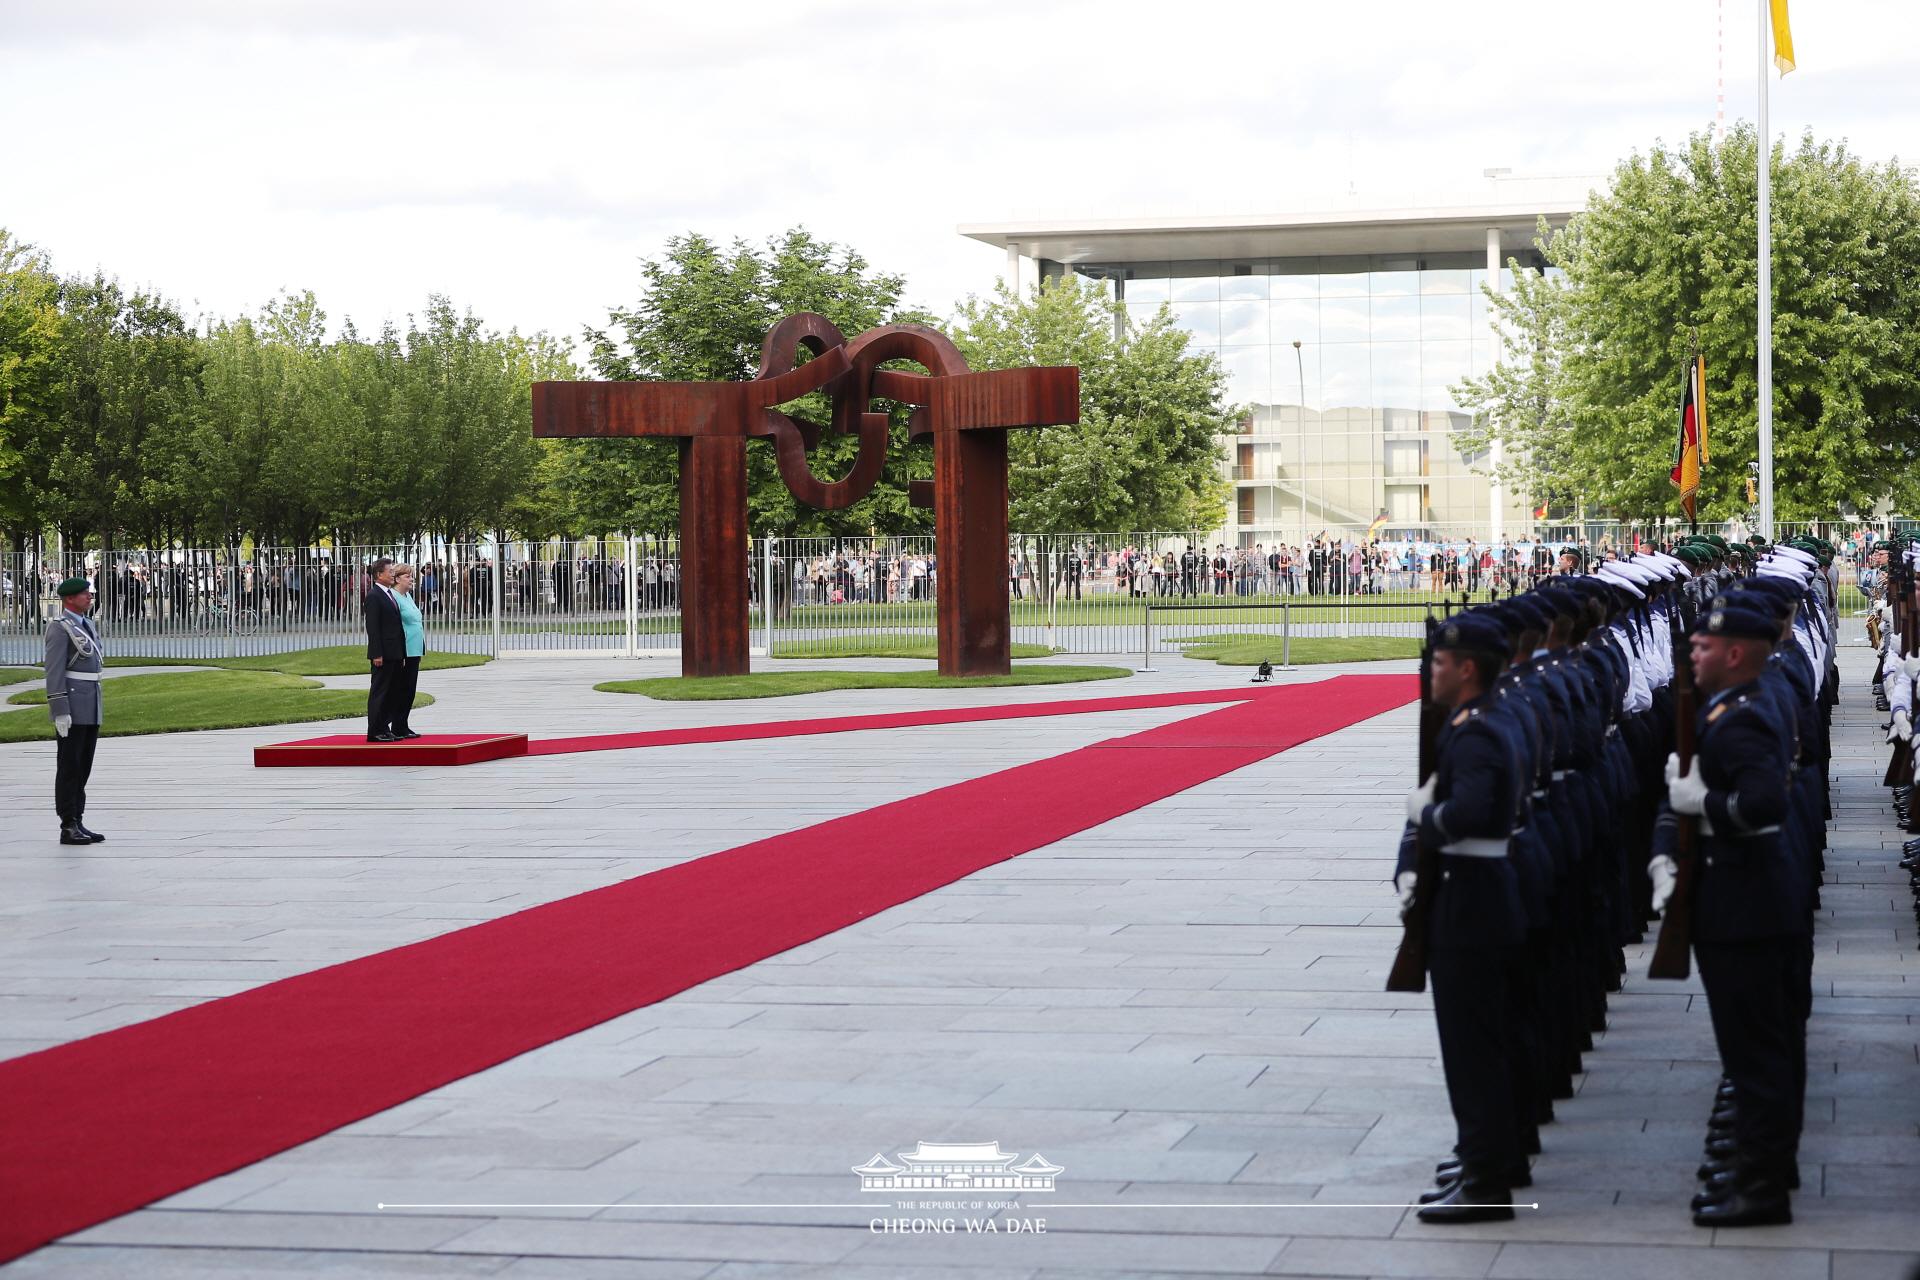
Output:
[1771, 545, 1817, 567]
[1593, 567, 1646, 598]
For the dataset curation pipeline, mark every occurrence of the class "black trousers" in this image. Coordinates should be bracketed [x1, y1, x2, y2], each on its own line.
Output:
[1428, 942, 1526, 1174]
[55, 723, 100, 822]
[368, 660, 397, 736]
[1695, 937, 1805, 1174]
[391, 656, 421, 733]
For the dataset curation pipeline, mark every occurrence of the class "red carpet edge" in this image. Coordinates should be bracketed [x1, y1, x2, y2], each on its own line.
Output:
[0, 673, 1414, 1263]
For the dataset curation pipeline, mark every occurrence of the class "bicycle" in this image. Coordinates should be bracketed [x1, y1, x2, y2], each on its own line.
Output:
[192, 597, 260, 637]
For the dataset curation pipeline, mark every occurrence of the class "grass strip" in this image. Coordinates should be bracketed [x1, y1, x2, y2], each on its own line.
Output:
[0, 669, 433, 741]
[596, 664, 1130, 701]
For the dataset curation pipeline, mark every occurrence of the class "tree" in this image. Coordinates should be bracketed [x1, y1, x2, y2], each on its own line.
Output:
[948, 274, 1233, 533]
[571, 227, 934, 538]
[0, 229, 63, 547]
[1455, 125, 1920, 524]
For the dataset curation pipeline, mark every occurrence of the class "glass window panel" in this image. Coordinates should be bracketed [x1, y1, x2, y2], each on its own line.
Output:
[1120, 264, 1171, 304]
[1370, 270, 1420, 296]
[1370, 295, 1421, 341]
[1318, 259, 1370, 297]
[1421, 294, 1471, 340]
[1420, 269, 1472, 295]
[1321, 345, 1369, 410]
[1277, 343, 1319, 410]
[1269, 259, 1319, 298]
[1219, 346, 1270, 406]
[1269, 298, 1319, 344]
[1220, 262, 1267, 299]
[1469, 290, 1490, 332]
[1170, 300, 1221, 345]
[1320, 296, 1370, 342]
[1422, 340, 1473, 412]
[1372, 341, 1420, 411]
[1219, 300, 1268, 345]
[1170, 261, 1220, 301]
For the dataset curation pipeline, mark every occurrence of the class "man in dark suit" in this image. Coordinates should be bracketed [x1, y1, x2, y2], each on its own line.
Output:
[363, 557, 406, 742]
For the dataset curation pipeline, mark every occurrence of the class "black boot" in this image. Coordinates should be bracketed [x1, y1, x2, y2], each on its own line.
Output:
[1416, 1170, 1517, 1223]
[1691, 1165, 1792, 1227]
[74, 821, 105, 843]
[59, 823, 90, 845]
[1423, 1159, 1530, 1201]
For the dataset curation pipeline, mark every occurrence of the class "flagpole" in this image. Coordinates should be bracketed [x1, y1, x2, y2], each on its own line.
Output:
[1756, 0, 1775, 539]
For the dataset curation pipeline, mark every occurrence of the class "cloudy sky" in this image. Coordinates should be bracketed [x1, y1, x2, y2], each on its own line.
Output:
[3, 0, 1914, 347]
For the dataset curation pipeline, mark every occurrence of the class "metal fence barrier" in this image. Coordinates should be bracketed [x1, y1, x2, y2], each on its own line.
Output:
[1137, 598, 1473, 672]
[0, 526, 1881, 666]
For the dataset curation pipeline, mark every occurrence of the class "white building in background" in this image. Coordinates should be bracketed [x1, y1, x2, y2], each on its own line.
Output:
[961, 177, 1597, 548]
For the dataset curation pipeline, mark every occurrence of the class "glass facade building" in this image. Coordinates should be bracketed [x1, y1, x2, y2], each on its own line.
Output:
[965, 194, 1585, 546]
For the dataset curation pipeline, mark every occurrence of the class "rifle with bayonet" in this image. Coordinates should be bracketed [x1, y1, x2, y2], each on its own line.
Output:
[1648, 602, 1700, 980]
[1385, 614, 1446, 993]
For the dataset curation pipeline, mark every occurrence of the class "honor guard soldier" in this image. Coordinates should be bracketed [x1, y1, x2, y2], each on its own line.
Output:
[1398, 609, 1530, 1222]
[45, 575, 107, 845]
[1651, 600, 1804, 1227]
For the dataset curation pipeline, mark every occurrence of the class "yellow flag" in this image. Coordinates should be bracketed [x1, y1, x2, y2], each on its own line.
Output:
[1771, 0, 1796, 75]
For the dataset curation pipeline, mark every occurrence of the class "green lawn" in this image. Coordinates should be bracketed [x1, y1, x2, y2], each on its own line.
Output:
[0, 669, 433, 741]
[1173, 633, 1422, 666]
[0, 667, 39, 686]
[103, 646, 490, 676]
[596, 664, 1131, 701]
[772, 637, 1055, 660]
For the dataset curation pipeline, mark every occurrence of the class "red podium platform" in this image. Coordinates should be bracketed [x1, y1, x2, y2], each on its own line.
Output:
[254, 733, 529, 768]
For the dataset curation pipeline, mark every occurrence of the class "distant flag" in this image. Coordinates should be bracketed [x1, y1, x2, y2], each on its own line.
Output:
[1531, 499, 1549, 520]
[1771, 0, 1796, 74]
[1366, 513, 1389, 542]
[1671, 354, 1708, 524]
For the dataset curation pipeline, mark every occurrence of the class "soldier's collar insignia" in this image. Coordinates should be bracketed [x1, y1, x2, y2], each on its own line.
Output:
[1451, 709, 1470, 726]
[1706, 702, 1727, 723]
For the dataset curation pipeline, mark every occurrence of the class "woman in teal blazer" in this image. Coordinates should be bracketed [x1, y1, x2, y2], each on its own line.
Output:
[390, 565, 428, 738]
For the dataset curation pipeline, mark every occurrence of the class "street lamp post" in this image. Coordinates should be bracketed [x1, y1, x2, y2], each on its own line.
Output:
[1294, 340, 1307, 554]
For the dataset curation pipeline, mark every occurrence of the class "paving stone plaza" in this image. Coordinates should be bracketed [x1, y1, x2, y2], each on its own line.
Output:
[5, 648, 1920, 1279]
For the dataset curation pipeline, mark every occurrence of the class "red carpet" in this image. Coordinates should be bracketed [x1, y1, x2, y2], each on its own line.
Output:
[0, 674, 1413, 1263]
[251, 686, 1277, 767]
[525, 686, 1267, 755]
[254, 733, 529, 767]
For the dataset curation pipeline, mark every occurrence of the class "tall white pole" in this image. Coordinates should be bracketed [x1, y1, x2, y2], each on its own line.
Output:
[1756, 0, 1775, 539]
[1486, 227, 1505, 547]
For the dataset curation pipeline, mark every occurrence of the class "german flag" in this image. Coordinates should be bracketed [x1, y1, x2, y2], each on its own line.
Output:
[1670, 354, 1707, 523]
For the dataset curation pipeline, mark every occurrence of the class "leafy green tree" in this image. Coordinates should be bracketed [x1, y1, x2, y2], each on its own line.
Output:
[572, 227, 933, 538]
[1456, 125, 1920, 523]
[39, 274, 202, 554]
[0, 229, 63, 548]
[949, 274, 1233, 533]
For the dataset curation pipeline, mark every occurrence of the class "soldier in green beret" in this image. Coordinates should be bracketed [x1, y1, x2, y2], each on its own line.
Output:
[45, 575, 106, 845]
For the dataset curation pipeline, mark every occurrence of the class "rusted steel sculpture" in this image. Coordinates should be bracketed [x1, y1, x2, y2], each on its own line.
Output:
[532, 314, 1079, 678]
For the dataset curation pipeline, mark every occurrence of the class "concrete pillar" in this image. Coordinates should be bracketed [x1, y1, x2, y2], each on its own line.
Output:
[1005, 242, 1023, 298]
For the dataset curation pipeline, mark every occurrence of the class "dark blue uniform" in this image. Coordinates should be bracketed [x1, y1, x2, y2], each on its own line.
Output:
[1658, 678, 1805, 1187]
[1400, 692, 1528, 1179]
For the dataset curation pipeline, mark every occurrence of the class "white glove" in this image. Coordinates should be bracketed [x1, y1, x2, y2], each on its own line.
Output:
[1904, 656, 1920, 681]
[1663, 751, 1682, 786]
[1394, 870, 1418, 913]
[1667, 763, 1709, 816]
[1877, 600, 1891, 618]
[1648, 855, 1678, 916]
[1405, 777, 1436, 825]
[53, 714, 71, 738]
[1893, 710, 1912, 743]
